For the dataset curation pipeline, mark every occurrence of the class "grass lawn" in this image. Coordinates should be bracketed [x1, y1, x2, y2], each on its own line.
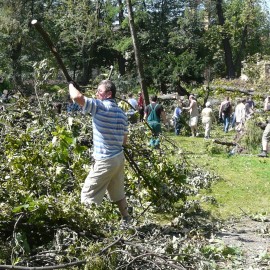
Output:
[171, 132, 270, 220]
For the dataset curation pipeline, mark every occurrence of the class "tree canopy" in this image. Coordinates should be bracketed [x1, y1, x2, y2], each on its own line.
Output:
[0, 0, 270, 94]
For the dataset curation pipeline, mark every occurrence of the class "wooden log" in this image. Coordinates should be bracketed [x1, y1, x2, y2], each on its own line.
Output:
[209, 85, 254, 95]
[158, 93, 178, 100]
[213, 139, 237, 146]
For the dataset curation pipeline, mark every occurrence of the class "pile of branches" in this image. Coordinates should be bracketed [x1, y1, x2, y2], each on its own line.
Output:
[0, 95, 229, 269]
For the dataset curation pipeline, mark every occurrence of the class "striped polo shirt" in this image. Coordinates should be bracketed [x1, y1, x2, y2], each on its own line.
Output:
[83, 97, 128, 160]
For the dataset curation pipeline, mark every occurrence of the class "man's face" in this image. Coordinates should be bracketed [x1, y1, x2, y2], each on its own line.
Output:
[96, 84, 112, 100]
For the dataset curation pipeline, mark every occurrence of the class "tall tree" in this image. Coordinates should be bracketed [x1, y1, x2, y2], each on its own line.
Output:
[216, 0, 235, 78]
[205, 0, 270, 78]
[224, 0, 270, 76]
[126, 0, 149, 104]
[0, 0, 54, 92]
[0, 0, 31, 88]
[116, 0, 126, 75]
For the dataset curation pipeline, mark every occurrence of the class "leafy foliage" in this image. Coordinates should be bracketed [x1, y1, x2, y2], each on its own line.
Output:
[0, 91, 226, 268]
[1, 0, 270, 95]
[241, 116, 264, 153]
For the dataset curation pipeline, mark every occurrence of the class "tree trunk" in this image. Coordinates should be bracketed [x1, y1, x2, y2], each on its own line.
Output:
[126, 0, 149, 105]
[117, 0, 126, 76]
[118, 0, 124, 23]
[80, 48, 91, 85]
[175, 82, 190, 97]
[216, 0, 235, 79]
[160, 81, 167, 94]
[235, 25, 248, 77]
[118, 53, 126, 76]
[96, 0, 101, 23]
[11, 42, 23, 88]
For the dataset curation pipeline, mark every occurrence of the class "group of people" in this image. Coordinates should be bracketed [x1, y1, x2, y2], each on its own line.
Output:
[218, 96, 255, 133]
[172, 95, 211, 138]
[171, 95, 201, 138]
[123, 92, 269, 159]
[123, 92, 167, 148]
[172, 94, 269, 158]
[218, 95, 269, 158]
[171, 95, 255, 138]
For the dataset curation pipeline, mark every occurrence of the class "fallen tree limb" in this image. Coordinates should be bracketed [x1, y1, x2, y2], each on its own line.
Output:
[0, 260, 86, 270]
[213, 139, 237, 146]
[31, 19, 81, 91]
[0, 237, 123, 270]
[99, 236, 123, 254]
[208, 85, 254, 95]
[126, 252, 186, 270]
[158, 93, 177, 100]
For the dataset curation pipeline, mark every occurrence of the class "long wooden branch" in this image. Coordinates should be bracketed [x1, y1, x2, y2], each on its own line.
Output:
[0, 260, 86, 270]
[0, 237, 123, 270]
[213, 139, 237, 146]
[108, 65, 114, 80]
[98, 236, 123, 254]
[126, 252, 186, 270]
[31, 20, 80, 90]
[209, 85, 254, 95]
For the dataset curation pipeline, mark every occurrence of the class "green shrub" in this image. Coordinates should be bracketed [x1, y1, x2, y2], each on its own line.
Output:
[204, 140, 223, 155]
[241, 118, 263, 153]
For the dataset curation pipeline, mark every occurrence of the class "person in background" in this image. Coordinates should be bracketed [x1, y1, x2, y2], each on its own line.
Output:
[229, 100, 237, 130]
[246, 96, 255, 110]
[263, 96, 270, 111]
[137, 92, 144, 122]
[183, 95, 199, 137]
[172, 102, 182, 135]
[234, 98, 246, 132]
[126, 93, 138, 124]
[0, 89, 9, 103]
[144, 95, 167, 148]
[68, 79, 132, 227]
[219, 97, 232, 133]
[245, 97, 254, 119]
[258, 121, 270, 158]
[201, 101, 213, 139]
[258, 99, 270, 157]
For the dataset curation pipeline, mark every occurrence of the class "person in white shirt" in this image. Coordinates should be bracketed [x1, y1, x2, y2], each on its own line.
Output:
[201, 101, 213, 139]
[263, 96, 270, 111]
[127, 93, 138, 124]
[258, 96, 270, 157]
[183, 95, 199, 137]
[234, 98, 246, 132]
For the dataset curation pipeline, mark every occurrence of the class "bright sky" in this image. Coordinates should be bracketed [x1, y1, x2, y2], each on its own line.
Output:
[265, 0, 270, 10]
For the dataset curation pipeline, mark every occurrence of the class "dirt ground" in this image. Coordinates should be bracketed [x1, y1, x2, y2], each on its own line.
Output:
[217, 217, 270, 269]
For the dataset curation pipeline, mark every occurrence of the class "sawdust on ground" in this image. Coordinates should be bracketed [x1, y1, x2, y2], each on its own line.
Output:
[217, 217, 270, 269]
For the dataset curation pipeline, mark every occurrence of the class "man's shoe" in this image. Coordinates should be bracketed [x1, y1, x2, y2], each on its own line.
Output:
[258, 151, 268, 157]
[119, 216, 133, 230]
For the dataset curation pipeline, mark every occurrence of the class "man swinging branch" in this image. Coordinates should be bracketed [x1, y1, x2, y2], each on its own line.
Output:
[69, 80, 132, 227]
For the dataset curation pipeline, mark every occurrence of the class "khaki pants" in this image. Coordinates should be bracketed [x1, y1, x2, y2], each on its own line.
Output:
[262, 123, 270, 147]
[81, 152, 125, 205]
[202, 117, 212, 138]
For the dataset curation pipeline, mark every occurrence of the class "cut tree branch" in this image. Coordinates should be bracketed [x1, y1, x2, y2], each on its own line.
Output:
[31, 20, 80, 90]
[213, 139, 237, 146]
[0, 260, 86, 270]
